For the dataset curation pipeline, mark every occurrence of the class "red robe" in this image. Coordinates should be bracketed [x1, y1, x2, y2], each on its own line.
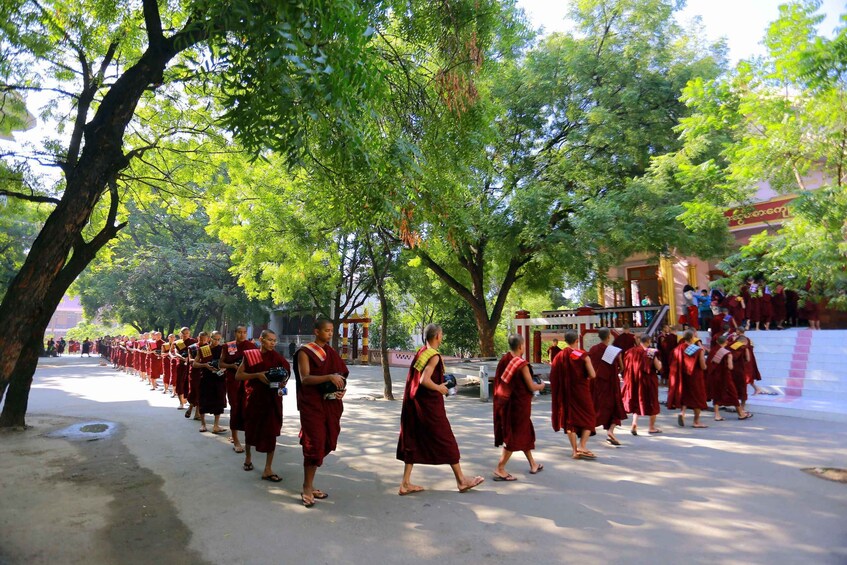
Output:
[162, 343, 173, 386]
[295, 343, 348, 467]
[198, 344, 226, 415]
[187, 343, 203, 405]
[396, 346, 460, 465]
[549, 346, 596, 435]
[493, 353, 535, 451]
[243, 348, 289, 453]
[547, 345, 562, 363]
[588, 343, 627, 429]
[708, 347, 738, 407]
[667, 342, 707, 410]
[657, 332, 678, 379]
[622, 347, 660, 416]
[729, 343, 750, 403]
[221, 339, 258, 432]
[612, 332, 636, 353]
[150, 339, 164, 380]
[771, 289, 786, 325]
[174, 337, 196, 397]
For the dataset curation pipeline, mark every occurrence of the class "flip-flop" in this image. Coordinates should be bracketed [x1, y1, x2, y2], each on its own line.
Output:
[212, 429, 228, 434]
[578, 450, 597, 459]
[714, 417, 726, 421]
[199, 428, 208, 433]
[529, 464, 544, 474]
[261, 474, 282, 482]
[398, 486, 425, 496]
[233, 446, 245, 454]
[312, 490, 328, 499]
[647, 429, 663, 434]
[692, 424, 709, 428]
[606, 437, 621, 446]
[183, 409, 192, 418]
[631, 428, 638, 436]
[301, 493, 315, 508]
[677, 414, 685, 427]
[459, 476, 484, 492]
[738, 413, 754, 420]
[492, 474, 517, 482]
[243, 462, 254, 471]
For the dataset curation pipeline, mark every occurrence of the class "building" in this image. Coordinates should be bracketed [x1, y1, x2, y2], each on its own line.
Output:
[46, 295, 84, 337]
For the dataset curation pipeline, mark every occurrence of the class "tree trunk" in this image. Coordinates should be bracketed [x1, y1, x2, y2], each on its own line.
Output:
[194, 314, 209, 336]
[376, 283, 394, 400]
[474, 313, 497, 357]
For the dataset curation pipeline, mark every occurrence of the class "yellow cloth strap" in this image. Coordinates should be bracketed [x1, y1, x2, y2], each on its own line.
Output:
[200, 345, 212, 358]
[414, 348, 439, 372]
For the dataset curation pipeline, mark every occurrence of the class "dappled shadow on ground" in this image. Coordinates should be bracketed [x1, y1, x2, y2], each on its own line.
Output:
[11, 356, 847, 564]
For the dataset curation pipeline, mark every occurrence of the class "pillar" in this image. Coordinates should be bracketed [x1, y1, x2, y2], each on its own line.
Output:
[532, 330, 542, 363]
[659, 256, 677, 325]
[361, 310, 369, 365]
[342, 322, 349, 361]
[515, 310, 530, 361]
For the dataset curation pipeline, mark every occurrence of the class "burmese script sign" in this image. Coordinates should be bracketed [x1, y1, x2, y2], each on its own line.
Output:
[725, 196, 795, 228]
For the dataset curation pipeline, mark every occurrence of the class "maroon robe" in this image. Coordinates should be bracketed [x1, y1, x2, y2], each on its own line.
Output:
[174, 337, 196, 397]
[667, 342, 707, 410]
[760, 289, 773, 324]
[150, 339, 164, 380]
[771, 289, 786, 325]
[588, 343, 627, 429]
[295, 343, 348, 467]
[162, 343, 173, 387]
[198, 344, 226, 415]
[657, 332, 678, 379]
[622, 346, 660, 416]
[493, 353, 535, 452]
[549, 346, 596, 436]
[187, 343, 203, 405]
[547, 345, 562, 363]
[729, 342, 750, 403]
[243, 348, 289, 453]
[221, 339, 258, 432]
[708, 347, 738, 407]
[725, 295, 745, 324]
[396, 346, 461, 465]
[612, 332, 636, 353]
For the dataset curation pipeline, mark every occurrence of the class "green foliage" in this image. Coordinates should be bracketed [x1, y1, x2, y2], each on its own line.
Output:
[64, 320, 136, 341]
[369, 307, 413, 351]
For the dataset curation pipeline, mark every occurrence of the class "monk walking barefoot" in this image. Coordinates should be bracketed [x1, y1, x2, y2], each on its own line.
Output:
[397, 324, 484, 495]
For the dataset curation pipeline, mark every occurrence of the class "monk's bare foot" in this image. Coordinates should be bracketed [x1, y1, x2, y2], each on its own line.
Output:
[301, 493, 315, 507]
[458, 476, 484, 493]
[199, 426, 207, 433]
[399, 484, 425, 496]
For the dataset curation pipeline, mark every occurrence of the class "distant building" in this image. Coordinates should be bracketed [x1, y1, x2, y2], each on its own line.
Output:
[46, 295, 84, 337]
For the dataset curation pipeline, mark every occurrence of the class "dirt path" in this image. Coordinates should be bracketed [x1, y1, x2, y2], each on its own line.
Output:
[0, 415, 207, 565]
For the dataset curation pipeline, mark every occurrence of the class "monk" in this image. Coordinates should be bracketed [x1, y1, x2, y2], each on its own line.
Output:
[492, 334, 545, 481]
[550, 331, 598, 460]
[185, 332, 208, 420]
[195, 330, 227, 434]
[396, 323, 484, 496]
[173, 327, 196, 411]
[295, 319, 351, 507]
[149, 331, 164, 391]
[588, 328, 627, 446]
[236, 329, 290, 483]
[547, 338, 562, 363]
[771, 284, 786, 330]
[656, 324, 678, 386]
[218, 325, 258, 454]
[612, 324, 637, 353]
[667, 330, 709, 428]
[730, 328, 764, 398]
[708, 335, 752, 421]
[161, 334, 175, 395]
[622, 334, 663, 435]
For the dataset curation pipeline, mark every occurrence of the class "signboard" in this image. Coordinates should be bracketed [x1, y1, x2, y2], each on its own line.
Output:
[725, 196, 795, 229]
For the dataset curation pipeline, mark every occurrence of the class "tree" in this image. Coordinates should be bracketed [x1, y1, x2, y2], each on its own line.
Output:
[656, 0, 847, 308]
[403, 0, 726, 355]
[0, 0, 497, 427]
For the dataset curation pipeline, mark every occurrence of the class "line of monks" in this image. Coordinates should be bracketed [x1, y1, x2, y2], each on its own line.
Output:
[98, 318, 761, 502]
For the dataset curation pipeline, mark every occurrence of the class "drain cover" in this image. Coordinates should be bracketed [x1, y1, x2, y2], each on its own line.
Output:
[802, 467, 847, 484]
[47, 421, 117, 441]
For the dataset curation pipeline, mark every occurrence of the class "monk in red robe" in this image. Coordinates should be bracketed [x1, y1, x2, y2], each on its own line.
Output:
[730, 328, 764, 399]
[219, 325, 258, 454]
[622, 334, 663, 434]
[161, 334, 175, 395]
[492, 334, 545, 481]
[396, 323, 484, 497]
[656, 324, 678, 386]
[588, 328, 627, 446]
[771, 284, 786, 329]
[550, 331, 598, 460]
[236, 329, 290, 483]
[174, 327, 196, 411]
[185, 332, 208, 421]
[708, 335, 752, 421]
[195, 331, 227, 434]
[667, 330, 709, 428]
[612, 325, 636, 353]
[295, 319, 351, 507]
[547, 338, 562, 363]
[149, 331, 164, 391]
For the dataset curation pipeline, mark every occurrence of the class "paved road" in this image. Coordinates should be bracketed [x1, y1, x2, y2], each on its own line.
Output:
[1, 355, 846, 564]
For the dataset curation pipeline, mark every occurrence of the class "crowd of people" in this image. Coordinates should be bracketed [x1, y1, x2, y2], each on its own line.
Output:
[678, 277, 822, 332]
[42, 336, 94, 357]
[93, 315, 763, 501]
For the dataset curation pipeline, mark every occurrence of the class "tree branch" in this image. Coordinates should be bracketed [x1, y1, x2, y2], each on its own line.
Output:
[143, 0, 165, 48]
[0, 189, 60, 205]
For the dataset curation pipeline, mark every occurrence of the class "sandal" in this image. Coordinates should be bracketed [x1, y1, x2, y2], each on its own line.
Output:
[233, 446, 245, 454]
[398, 486, 425, 496]
[492, 473, 517, 482]
[459, 476, 484, 492]
[312, 490, 328, 499]
[606, 436, 621, 446]
[243, 462, 254, 471]
[301, 493, 315, 508]
[677, 414, 685, 427]
[529, 464, 544, 474]
[261, 474, 282, 482]
[738, 413, 754, 420]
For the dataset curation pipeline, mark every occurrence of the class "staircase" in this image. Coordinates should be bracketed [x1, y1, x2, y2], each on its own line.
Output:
[744, 329, 847, 422]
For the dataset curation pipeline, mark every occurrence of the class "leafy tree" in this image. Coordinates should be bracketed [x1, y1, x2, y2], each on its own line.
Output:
[63, 320, 136, 342]
[0, 0, 496, 427]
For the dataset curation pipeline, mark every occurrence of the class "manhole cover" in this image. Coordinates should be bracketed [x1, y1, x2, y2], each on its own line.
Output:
[47, 421, 117, 441]
[802, 467, 847, 484]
